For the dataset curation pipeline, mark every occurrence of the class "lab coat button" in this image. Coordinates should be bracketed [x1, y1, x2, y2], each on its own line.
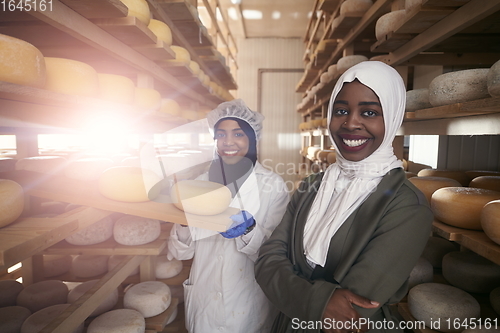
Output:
[218, 255, 223, 260]
[217, 292, 222, 298]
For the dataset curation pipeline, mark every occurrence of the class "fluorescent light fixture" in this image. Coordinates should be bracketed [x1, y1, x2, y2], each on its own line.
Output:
[228, 7, 238, 20]
[231, 0, 241, 4]
[242, 9, 262, 20]
[272, 11, 281, 20]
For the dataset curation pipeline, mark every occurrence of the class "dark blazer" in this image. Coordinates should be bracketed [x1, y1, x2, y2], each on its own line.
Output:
[255, 168, 433, 332]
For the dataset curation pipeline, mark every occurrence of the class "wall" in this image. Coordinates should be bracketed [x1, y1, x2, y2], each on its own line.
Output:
[235, 38, 305, 189]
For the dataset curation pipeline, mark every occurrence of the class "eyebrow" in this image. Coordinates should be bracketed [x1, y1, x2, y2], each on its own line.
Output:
[215, 128, 243, 132]
[334, 100, 381, 107]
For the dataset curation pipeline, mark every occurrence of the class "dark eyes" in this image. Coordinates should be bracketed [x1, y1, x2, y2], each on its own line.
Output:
[332, 108, 379, 117]
[215, 132, 245, 138]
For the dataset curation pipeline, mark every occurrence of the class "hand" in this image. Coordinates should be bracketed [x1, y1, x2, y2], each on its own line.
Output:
[220, 210, 255, 239]
[322, 289, 379, 333]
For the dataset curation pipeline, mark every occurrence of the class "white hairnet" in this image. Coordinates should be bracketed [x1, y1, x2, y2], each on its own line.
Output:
[206, 99, 265, 140]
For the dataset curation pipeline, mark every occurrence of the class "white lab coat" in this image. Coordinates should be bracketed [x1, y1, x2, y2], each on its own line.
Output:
[168, 161, 289, 333]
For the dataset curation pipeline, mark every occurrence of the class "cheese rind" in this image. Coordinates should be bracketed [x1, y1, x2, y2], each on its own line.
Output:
[0, 280, 24, 307]
[0, 179, 24, 228]
[97, 73, 135, 105]
[487, 59, 500, 97]
[44, 57, 99, 97]
[170, 180, 232, 215]
[108, 255, 140, 276]
[336, 55, 368, 75]
[339, 0, 373, 15]
[113, 215, 161, 246]
[72, 255, 109, 278]
[408, 257, 434, 289]
[87, 309, 145, 333]
[417, 168, 470, 186]
[155, 256, 183, 279]
[134, 87, 161, 111]
[65, 216, 114, 245]
[123, 281, 171, 318]
[0, 306, 31, 333]
[0, 34, 46, 88]
[120, 0, 151, 26]
[375, 10, 406, 41]
[21, 304, 84, 333]
[68, 280, 118, 317]
[406, 88, 432, 112]
[481, 200, 500, 246]
[148, 19, 172, 45]
[409, 176, 462, 204]
[16, 280, 68, 313]
[470, 176, 500, 192]
[43, 254, 72, 278]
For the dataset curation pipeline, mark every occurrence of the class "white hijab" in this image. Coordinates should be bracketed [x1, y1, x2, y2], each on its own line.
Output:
[303, 61, 406, 267]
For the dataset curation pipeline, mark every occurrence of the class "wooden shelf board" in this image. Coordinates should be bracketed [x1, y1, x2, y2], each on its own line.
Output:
[422, 0, 471, 7]
[370, 31, 414, 53]
[146, 298, 180, 332]
[318, 0, 341, 12]
[2, 170, 237, 232]
[134, 40, 176, 61]
[394, 5, 455, 35]
[329, 12, 365, 39]
[59, 0, 128, 19]
[414, 97, 500, 120]
[461, 232, 500, 266]
[92, 16, 158, 46]
[431, 219, 480, 242]
[174, 21, 213, 47]
[157, 0, 199, 21]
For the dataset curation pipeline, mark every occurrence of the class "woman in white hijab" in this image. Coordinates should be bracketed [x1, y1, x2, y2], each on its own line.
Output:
[255, 61, 433, 333]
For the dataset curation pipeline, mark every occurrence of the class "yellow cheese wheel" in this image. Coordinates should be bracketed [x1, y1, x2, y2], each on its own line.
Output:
[327, 152, 337, 164]
[168, 46, 191, 65]
[417, 168, 470, 186]
[98, 166, 163, 202]
[180, 109, 198, 121]
[470, 176, 500, 192]
[317, 150, 335, 163]
[481, 199, 500, 246]
[189, 61, 200, 76]
[465, 169, 500, 180]
[159, 98, 181, 117]
[170, 180, 232, 215]
[0, 34, 46, 88]
[134, 87, 161, 111]
[97, 73, 135, 105]
[147, 19, 172, 45]
[0, 179, 24, 228]
[44, 57, 99, 97]
[120, 0, 151, 26]
[431, 187, 500, 230]
[409, 176, 462, 204]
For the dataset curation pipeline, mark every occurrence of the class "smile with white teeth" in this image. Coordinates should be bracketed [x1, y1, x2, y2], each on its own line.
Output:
[343, 138, 369, 147]
[223, 150, 239, 155]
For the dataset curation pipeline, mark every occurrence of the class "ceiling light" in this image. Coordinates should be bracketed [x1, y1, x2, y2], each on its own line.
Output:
[242, 9, 262, 20]
[231, 0, 241, 4]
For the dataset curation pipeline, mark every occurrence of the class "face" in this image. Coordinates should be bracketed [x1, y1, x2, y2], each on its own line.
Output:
[329, 80, 385, 162]
[215, 119, 250, 164]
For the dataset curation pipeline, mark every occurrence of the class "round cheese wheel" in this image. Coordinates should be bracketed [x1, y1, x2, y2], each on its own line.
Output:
[466, 170, 500, 180]
[408, 257, 434, 289]
[0, 280, 24, 307]
[155, 256, 183, 279]
[491, 286, 500, 315]
[421, 236, 459, 268]
[406, 88, 432, 112]
[43, 254, 72, 278]
[148, 19, 172, 45]
[189, 61, 200, 76]
[0, 179, 24, 228]
[487, 59, 500, 97]
[417, 168, 470, 186]
[431, 187, 500, 230]
[327, 152, 337, 164]
[113, 215, 161, 246]
[409, 176, 462, 204]
[67, 280, 118, 317]
[72, 255, 109, 278]
[405, 171, 418, 179]
[408, 283, 480, 333]
[170, 180, 232, 215]
[65, 216, 114, 245]
[317, 150, 335, 163]
[327, 64, 338, 78]
[64, 157, 114, 181]
[180, 108, 198, 121]
[39, 201, 67, 215]
[442, 251, 500, 293]
[16, 280, 68, 313]
[120, 0, 151, 26]
[0, 306, 31, 333]
[123, 281, 171, 318]
[44, 57, 99, 97]
[0, 158, 16, 172]
[166, 304, 178, 325]
[405, 0, 423, 13]
[481, 200, 500, 246]
[336, 55, 368, 74]
[375, 10, 406, 41]
[470, 176, 500, 192]
[108, 255, 140, 276]
[98, 166, 163, 202]
[320, 72, 332, 84]
[169, 45, 191, 65]
[0, 34, 46, 88]
[21, 304, 84, 333]
[87, 309, 145, 333]
[134, 87, 161, 111]
[97, 73, 135, 105]
[428, 69, 490, 107]
[340, 0, 373, 15]
[15, 156, 67, 174]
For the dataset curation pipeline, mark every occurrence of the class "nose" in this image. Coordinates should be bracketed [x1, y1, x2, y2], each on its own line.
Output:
[342, 113, 362, 130]
[223, 136, 234, 146]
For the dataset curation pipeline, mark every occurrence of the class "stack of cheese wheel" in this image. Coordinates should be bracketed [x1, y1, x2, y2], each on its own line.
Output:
[307, 146, 322, 161]
[88, 308, 145, 333]
[406, 88, 432, 112]
[44, 57, 99, 97]
[327, 151, 337, 164]
[147, 19, 172, 45]
[328, 64, 338, 78]
[491, 286, 500, 315]
[320, 72, 332, 84]
[64, 157, 114, 181]
[181, 108, 198, 121]
[0, 179, 24, 228]
[164, 45, 191, 66]
[408, 257, 434, 289]
[487, 58, 500, 97]
[134, 87, 161, 111]
[481, 200, 500, 246]
[375, 10, 406, 41]
[21, 304, 84, 333]
[67, 280, 119, 317]
[72, 255, 109, 278]
[98, 166, 163, 202]
[321, 118, 328, 128]
[408, 283, 480, 332]
[442, 251, 500, 294]
[470, 176, 500, 192]
[0, 306, 31, 333]
[16, 280, 68, 313]
[171, 180, 232, 215]
[428, 69, 490, 107]
[336, 55, 368, 75]
[421, 236, 459, 268]
[417, 168, 470, 186]
[339, 0, 373, 15]
[120, 0, 151, 25]
[431, 187, 500, 230]
[108, 255, 140, 276]
[317, 150, 335, 163]
[159, 98, 181, 117]
[113, 215, 161, 246]
[97, 73, 135, 105]
[0, 33, 46, 88]
[189, 61, 201, 76]
[466, 169, 500, 180]
[43, 255, 72, 278]
[123, 281, 171, 318]
[155, 256, 183, 279]
[65, 216, 115, 245]
[15, 156, 67, 174]
[0, 280, 24, 307]
[408, 176, 462, 204]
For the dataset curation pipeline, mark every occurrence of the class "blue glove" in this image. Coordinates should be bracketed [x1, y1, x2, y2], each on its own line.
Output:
[220, 210, 255, 239]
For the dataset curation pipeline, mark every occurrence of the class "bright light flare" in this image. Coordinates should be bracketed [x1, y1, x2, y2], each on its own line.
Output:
[81, 116, 133, 155]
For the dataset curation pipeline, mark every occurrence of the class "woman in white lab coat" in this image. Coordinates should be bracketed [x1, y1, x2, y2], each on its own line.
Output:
[168, 99, 290, 333]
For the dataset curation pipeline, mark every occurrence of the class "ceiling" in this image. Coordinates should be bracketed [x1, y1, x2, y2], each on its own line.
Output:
[213, 0, 316, 39]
